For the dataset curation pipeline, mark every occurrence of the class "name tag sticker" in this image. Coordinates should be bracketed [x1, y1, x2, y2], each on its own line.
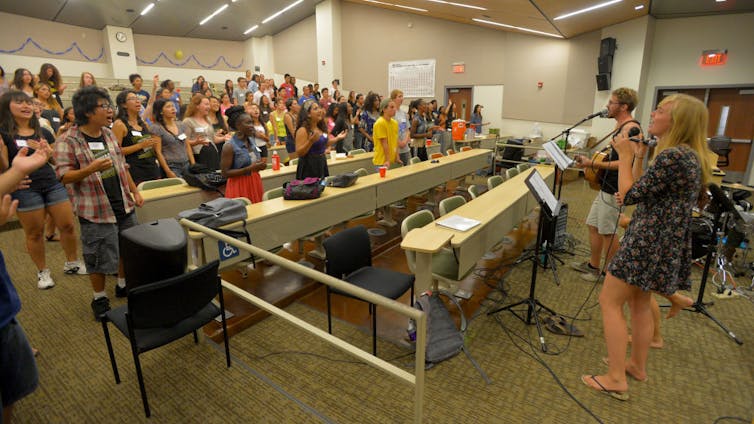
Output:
[131, 130, 142, 137]
[88, 142, 105, 150]
[177, 133, 187, 141]
[15, 139, 28, 148]
[52, 117, 61, 122]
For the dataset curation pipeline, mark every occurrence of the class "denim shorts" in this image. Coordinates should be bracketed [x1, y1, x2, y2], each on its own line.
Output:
[12, 181, 69, 212]
[0, 319, 39, 407]
[79, 213, 138, 275]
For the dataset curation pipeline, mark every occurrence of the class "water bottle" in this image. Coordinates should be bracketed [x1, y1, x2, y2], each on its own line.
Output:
[407, 318, 416, 342]
[272, 151, 280, 171]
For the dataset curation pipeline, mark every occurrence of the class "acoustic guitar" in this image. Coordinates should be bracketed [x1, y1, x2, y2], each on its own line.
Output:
[580, 150, 609, 191]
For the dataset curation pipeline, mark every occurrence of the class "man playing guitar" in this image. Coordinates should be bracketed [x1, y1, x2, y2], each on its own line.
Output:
[572, 88, 642, 282]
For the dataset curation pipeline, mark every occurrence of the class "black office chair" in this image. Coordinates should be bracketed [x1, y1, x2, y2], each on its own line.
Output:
[709, 136, 732, 167]
[322, 225, 415, 356]
[100, 260, 230, 418]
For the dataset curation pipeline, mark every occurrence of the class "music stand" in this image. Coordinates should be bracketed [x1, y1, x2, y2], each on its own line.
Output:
[488, 169, 562, 352]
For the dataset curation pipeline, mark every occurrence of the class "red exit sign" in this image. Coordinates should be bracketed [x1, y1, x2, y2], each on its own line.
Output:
[452, 63, 465, 73]
[701, 49, 727, 66]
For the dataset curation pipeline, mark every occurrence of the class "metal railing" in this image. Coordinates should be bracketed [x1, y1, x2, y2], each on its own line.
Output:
[179, 218, 427, 423]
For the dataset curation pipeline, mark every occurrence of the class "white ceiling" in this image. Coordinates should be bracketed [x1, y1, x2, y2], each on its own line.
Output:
[0, 0, 752, 41]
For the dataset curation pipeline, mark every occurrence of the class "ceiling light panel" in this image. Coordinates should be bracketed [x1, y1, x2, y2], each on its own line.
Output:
[553, 0, 623, 20]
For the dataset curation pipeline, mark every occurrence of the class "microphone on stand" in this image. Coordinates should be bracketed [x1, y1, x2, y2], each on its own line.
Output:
[585, 109, 609, 120]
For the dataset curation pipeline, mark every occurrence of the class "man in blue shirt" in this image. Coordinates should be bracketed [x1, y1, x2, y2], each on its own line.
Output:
[1, 143, 50, 422]
[298, 85, 316, 105]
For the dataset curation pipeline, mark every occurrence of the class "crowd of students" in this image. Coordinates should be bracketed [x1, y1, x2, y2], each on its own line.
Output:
[0, 63, 492, 314]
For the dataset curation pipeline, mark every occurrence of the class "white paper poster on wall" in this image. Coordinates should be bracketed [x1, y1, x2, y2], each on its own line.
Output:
[388, 59, 435, 98]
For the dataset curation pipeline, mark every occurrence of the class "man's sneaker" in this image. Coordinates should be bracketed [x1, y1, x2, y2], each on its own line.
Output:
[571, 261, 597, 274]
[91, 297, 111, 321]
[37, 269, 55, 289]
[115, 284, 127, 298]
[580, 270, 603, 282]
[63, 260, 87, 275]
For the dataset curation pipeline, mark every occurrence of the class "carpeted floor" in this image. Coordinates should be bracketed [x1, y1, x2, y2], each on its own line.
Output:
[4, 178, 753, 423]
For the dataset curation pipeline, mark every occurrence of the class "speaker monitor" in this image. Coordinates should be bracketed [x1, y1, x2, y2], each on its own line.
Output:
[596, 73, 611, 91]
[120, 218, 188, 290]
[598, 55, 613, 74]
[600, 37, 616, 56]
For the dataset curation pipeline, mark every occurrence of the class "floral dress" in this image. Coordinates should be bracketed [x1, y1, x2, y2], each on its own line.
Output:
[608, 146, 702, 295]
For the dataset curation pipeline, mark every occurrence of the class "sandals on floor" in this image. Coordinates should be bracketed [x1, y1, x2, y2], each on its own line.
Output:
[601, 357, 648, 382]
[543, 314, 584, 337]
[45, 233, 59, 242]
[581, 375, 629, 401]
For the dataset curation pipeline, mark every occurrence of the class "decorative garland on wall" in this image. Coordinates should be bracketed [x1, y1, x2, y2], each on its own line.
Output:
[0, 37, 104, 62]
[136, 52, 243, 69]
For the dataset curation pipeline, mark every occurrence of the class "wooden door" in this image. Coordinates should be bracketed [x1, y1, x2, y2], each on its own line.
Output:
[446, 87, 472, 121]
[706, 87, 754, 173]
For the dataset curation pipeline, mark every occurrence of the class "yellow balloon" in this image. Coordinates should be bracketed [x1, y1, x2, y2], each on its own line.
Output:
[174, 50, 184, 60]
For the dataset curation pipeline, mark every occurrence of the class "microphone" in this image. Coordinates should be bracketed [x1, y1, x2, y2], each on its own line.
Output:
[708, 183, 736, 213]
[586, 109, 608, 120]
[628, 127, 658, 147]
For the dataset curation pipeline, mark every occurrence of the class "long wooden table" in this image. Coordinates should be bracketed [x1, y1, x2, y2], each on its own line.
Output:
[190, 149, 492, 269]
[259, 152, 375, 192]
[137, 153, 376, 224]
[401, 165, 555, 292]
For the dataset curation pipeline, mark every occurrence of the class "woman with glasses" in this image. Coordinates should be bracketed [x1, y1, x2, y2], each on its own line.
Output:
[0, 91, 85, 290]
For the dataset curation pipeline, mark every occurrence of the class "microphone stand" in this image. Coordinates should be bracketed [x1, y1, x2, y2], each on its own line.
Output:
[546, 113, 600, 199]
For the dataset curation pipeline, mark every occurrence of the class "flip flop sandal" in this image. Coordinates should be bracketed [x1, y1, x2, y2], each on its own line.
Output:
[601, 357, 648, 382]
[556, 315, 583, 337]
[543, 315, 568, 336]
[45, 233, 60, 242]
[581, 375, 629, 401]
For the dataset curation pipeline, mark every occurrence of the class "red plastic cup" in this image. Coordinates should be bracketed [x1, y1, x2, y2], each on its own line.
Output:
[426, 139, 432, 147]
[379, 166, 387, 178]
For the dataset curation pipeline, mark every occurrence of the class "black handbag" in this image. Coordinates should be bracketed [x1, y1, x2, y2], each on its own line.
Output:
[328, 172, 358, 188]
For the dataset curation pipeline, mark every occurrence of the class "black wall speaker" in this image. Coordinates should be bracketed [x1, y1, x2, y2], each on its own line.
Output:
[598, 55, 613, 74]
[600, 37, 616, 56]
[596, 73, 611, 91]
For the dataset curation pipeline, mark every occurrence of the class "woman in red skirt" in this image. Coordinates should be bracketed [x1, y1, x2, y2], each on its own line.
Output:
[220, 106, 265, 203]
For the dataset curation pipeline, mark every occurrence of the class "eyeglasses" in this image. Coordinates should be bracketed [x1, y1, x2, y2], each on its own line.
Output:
[96, 104, 113, 110]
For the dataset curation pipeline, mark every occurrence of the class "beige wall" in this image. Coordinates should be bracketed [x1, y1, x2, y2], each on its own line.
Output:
[273, 15, 317, 82]
[341, 2, 508, 98]
[639, 12, 754, 125]
[133, 34, 244, 74]
[339, 2, 597, 126]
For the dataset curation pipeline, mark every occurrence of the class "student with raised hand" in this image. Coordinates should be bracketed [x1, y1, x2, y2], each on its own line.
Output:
[149, 99, 189, 177]
[295, 100, 340, 179]
[37, 64, 65, 108]
[221, 106, 265, 203]
[0, 142, 52, 424]
[53, 86, 143, 320]
[0, 91, 86, 289]
[112, 90, 163, 185]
